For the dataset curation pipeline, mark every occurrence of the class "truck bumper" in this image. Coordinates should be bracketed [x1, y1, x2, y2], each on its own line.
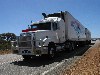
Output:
[18, 47, 48, 56]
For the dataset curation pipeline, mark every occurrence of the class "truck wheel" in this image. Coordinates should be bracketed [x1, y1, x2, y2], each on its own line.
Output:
[49, 48, 55, 58]
[48, 43, 56, 58]
[69, 42, 75, 51]
[65, 42, 74, 52]
[72, 43, 75, 50]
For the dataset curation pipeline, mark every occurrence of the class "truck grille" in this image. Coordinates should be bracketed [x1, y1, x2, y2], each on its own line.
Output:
[19, 36, 32, 47]
[20, 36, 31, 41]
[19, 41, 31, 47]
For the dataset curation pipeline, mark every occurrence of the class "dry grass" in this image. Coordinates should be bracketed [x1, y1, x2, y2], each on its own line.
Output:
[62, 41, 100, 75]
[0, 50, 13, 55]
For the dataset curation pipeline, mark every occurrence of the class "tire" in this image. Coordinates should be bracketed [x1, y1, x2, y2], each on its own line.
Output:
[67, 42, 75, 52]
[48, 42, 56, 58]
[64, 42, 74, 52]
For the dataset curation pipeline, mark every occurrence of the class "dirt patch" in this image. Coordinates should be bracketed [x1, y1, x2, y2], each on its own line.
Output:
[62, 40, 100, 75]
[0, 50, 12, 55]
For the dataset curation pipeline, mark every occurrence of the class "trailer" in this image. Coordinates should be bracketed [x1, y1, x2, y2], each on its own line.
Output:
[11, 11, 91, 59]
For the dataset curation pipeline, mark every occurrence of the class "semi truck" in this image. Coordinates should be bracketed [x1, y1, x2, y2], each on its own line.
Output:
[11, 11, 91, 59]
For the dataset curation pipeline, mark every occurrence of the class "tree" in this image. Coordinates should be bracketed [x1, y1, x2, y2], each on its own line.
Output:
[0, 33, 16, 50]
[0, 33, 16, 41]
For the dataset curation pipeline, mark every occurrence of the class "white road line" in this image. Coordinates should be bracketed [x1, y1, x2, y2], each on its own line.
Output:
[41, 60, 65, 75]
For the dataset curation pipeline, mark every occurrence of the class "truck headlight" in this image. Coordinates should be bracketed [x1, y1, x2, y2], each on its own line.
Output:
[38, 45, 41, 47]
[12, 45, 14, 47]
[16, 46, 18, 47]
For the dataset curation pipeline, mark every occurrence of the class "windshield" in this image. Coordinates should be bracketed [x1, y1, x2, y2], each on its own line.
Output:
[31, 22, 51, 30]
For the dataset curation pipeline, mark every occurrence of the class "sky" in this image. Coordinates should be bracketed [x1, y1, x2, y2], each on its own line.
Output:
[0, 0, 100, 38]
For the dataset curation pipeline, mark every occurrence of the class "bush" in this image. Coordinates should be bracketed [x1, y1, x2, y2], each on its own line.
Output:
[0, 33, 16, 50]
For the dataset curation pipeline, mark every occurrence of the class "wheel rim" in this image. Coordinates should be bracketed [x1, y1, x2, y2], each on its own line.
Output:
[50, 48, 55, 57]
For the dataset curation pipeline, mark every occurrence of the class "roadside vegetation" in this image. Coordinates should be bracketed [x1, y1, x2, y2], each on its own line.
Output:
[62, 40, 99, 75]
[0, 33, 16, 54]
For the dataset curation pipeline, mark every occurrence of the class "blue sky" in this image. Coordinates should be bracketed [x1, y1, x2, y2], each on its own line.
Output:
[0, 0, 100, 38]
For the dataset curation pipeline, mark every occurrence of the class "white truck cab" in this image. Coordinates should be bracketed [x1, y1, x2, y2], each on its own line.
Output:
[14, 16, 65, 58]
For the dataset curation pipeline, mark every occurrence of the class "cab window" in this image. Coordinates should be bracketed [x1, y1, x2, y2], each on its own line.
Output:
[52, 22, 58, 31]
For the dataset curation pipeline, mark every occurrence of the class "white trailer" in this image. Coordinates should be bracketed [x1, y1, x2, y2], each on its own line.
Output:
[47, 11, 91, 46]
[11, 11, 91, 59]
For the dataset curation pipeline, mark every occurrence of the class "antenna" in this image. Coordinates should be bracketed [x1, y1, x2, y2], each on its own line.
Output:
[28, 25, 30, 29]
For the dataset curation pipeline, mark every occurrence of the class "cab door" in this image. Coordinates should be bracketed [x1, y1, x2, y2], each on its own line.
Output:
[52, 22, 65, 43]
